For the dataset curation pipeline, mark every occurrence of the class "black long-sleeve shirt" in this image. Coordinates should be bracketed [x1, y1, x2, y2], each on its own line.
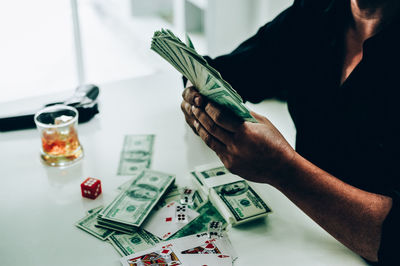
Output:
[206, 0, 400, 264]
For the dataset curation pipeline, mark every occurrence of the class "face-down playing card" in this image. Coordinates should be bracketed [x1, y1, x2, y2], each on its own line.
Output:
[142, 201, 200, 240]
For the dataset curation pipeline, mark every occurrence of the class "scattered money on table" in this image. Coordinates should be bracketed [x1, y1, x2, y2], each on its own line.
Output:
[75, 148, 273, 265]
[151, 29, 258, 123]
[117, 135, 155, 175]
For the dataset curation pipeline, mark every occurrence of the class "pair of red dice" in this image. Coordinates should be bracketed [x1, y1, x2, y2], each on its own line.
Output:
[80, 177, 102, 199]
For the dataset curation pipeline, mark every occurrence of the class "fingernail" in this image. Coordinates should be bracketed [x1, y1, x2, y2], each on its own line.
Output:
[191, 105, 199, 116]
[193, 120, 199, 128]
[194, 96, 201, 107]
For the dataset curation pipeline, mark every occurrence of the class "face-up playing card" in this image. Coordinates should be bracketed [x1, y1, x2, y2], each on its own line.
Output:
[120, 243, 232, 266]
[142, 201, 199, 240]
[170, 232, 237, 262]
[178, 253, 232, 266]
[120, 244, 182, 266]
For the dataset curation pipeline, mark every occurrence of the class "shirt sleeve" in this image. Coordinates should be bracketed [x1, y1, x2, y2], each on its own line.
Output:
[203, 1, 304, 103]
[378, 191, 400, 265]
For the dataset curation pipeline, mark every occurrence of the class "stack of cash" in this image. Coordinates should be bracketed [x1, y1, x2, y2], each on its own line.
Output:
[97, 169, 176, 233]
[191, 162, 272, 226]
[75, 206, 115, 241]
[151, 29, 258, 123]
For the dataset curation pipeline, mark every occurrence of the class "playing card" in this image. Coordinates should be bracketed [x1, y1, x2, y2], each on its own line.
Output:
[120, 233, 236, 266]
[120, 243, 182, 266]
[179, 253, 232, 266]
[142, 201, 199, 240]
[120, 243, 232, 266]
[170, 232, 238, 262]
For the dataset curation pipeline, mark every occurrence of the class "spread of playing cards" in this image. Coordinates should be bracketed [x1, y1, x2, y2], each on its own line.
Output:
[74, 135, 272, 265]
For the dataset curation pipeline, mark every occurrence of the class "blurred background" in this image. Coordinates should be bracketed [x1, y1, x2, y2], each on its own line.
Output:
[0, 0, 292, 103]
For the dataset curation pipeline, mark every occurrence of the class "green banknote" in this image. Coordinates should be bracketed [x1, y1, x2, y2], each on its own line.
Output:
[117, 135, 155, 175]
[99, 169, 175, 228]
[75, 207, 114, 241]
[108, 231, 160, 256]
[198, 166, 229, 179]
[151, 29, 258, 123]
[210, 180, 271, 225]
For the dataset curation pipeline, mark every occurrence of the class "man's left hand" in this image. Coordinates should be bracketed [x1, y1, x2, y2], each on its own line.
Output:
[184, 89, 296, 185]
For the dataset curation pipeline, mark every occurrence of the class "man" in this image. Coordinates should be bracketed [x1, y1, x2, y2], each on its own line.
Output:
[180, 0, 400, 264]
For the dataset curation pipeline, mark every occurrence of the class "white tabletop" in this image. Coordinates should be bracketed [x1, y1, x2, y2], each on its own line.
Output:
[0, 72, 367, 266]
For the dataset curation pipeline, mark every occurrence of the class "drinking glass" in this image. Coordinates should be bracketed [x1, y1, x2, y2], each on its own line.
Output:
[34, 105, 84, 167]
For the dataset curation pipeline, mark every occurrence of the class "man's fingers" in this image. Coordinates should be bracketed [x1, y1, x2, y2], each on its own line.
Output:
[182, 86, 204, 107]
[181, 101, 193, 116]
[181, 101, 199, 135]
[250, 111, 268, 123]
[193, 119, 226, 155]
[192, 106, 232, 145]
[203, 101, 242, 132]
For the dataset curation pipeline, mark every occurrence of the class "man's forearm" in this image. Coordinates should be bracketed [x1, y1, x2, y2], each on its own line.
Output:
[274, 152, 393, 262]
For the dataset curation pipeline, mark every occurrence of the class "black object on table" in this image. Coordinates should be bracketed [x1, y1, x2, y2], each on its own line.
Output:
[0, 84, 100, 132]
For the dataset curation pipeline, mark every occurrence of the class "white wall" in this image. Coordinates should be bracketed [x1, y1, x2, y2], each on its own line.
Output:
[206, 0, 294, 57]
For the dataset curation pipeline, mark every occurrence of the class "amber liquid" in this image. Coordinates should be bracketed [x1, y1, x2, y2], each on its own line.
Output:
[40, 125, 83, 166]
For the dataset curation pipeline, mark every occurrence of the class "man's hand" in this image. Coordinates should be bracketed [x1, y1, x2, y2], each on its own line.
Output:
[181, 86, 296, 185]
[180, 81, 203, 135]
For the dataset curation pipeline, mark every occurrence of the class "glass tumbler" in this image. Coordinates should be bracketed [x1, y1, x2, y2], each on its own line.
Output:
[34, 105, 84, 167]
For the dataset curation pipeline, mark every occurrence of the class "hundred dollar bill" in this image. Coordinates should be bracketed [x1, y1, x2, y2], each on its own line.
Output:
[192, 163, 243, 195]
[151, 29, 258, 123]
[99, 169, 175, 229]
[118, 182, 206, 211]
[210, 180, 271, 226]
[117, 135, 155, 175]
[75, 207, 114, 241]
[109, 231, 161, 256]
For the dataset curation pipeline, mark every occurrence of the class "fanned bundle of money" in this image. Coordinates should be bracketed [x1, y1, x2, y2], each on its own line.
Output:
[151, 29, 258, 123]
[97, 169, 176, 233]
[191, 162, 272, 226]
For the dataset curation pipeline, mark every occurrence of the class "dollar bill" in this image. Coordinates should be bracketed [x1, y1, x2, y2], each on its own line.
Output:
[151, 29, 258, 123]
[198, 165, 229, 179]
[108, 231, 161, 256]
[75, 207, 115, 241]
[210, 180, 271, 225]
[99, 169, 175, 228]
[117, 135, 155, 176]
[193, 163, 243, 195]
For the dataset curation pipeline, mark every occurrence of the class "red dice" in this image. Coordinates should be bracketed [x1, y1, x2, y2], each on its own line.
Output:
[81, 177, 102, 199]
